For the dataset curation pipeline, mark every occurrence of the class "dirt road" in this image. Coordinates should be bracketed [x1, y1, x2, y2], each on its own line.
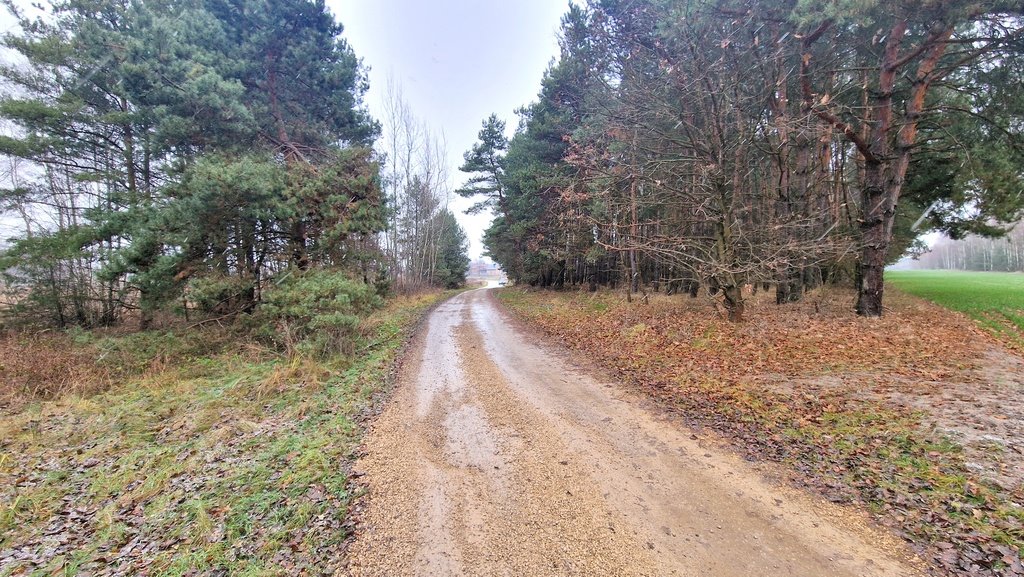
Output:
[343, 289, 925, 577]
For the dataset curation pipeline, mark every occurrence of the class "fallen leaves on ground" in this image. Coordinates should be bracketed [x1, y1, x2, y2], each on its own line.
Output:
[498, 286, 1024, 577]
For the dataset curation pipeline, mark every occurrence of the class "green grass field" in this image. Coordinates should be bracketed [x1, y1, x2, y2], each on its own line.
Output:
[888, 270, 1024, 346]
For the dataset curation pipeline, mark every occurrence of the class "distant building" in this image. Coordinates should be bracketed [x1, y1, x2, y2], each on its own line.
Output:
[466, 259, 503, 281]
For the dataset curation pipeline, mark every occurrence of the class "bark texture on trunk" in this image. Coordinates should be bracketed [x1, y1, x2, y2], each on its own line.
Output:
[723, 285, 744, 323]
[802, 19, 952, 317]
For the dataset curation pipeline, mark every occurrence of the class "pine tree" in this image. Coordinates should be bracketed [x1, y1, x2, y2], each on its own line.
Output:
[456, 114, 508, 215]
[0, 0, 385, 328]
[433, 209, 470, 289]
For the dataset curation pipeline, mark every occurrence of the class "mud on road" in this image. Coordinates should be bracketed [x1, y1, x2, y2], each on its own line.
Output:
[342, 289, 926, 577]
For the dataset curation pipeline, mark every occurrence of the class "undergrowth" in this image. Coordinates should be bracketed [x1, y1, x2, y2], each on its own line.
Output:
[0, 328, 233, 410]
[0, 289, 452, 576]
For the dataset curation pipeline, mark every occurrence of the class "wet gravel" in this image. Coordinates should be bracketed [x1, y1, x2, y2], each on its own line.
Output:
[341, 290, 926, 577]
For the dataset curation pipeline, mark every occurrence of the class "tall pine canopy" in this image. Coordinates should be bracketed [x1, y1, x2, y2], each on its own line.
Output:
[0, 0, 388, 328]
[461, 0, 1024, 320]
[455, 114, 508, 215]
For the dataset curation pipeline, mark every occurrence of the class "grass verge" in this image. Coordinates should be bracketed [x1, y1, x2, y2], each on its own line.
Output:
[887, 271, 1024, 351]
[0, 290, 452, 576]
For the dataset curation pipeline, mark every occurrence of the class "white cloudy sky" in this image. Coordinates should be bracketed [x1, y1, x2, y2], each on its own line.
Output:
[329, 1, 570, 259]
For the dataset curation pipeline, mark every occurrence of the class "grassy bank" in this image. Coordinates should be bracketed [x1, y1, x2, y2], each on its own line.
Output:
[497, 287, 1024, 576]
[0, 290, 451, 576]
[887, 271, 1024, 350]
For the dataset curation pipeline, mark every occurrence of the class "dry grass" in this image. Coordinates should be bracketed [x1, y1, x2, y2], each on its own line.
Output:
[0, 288, 457, 576]
[0, 326, 235, 413]
[0, 285, 449, 413]
[0, 333, 115, 410]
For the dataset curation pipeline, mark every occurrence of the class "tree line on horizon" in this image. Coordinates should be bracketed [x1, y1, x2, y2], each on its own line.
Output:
[906, 225, 1024, 272]
[0, 0, 470, 331]
[458, 0, 1024, 321]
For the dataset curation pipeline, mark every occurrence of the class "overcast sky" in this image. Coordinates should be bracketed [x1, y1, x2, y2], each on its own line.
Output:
[328, 0, 571, 260]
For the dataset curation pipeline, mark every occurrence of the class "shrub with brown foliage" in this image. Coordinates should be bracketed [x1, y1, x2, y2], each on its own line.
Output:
[0, 326, 233, 411]
[0, 333, 115, 410]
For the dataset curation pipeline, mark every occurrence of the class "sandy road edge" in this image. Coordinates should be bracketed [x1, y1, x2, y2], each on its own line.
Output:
[337, 289, 471, 559]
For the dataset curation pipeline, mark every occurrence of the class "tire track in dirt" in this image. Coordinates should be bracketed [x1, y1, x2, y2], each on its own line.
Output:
[342, 290, 927, 577]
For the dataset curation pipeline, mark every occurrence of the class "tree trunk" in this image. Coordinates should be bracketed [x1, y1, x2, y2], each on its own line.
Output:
[856, 245, 886, 316]
[140, 291, 154, 331]
[291, 220, 309, 270]
[853, 23, 952, 316]
[723, 284, 744, 322]
[629, 130, 640, 294]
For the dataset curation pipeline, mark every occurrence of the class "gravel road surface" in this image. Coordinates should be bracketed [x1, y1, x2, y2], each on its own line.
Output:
[343, 289, 925, 577]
